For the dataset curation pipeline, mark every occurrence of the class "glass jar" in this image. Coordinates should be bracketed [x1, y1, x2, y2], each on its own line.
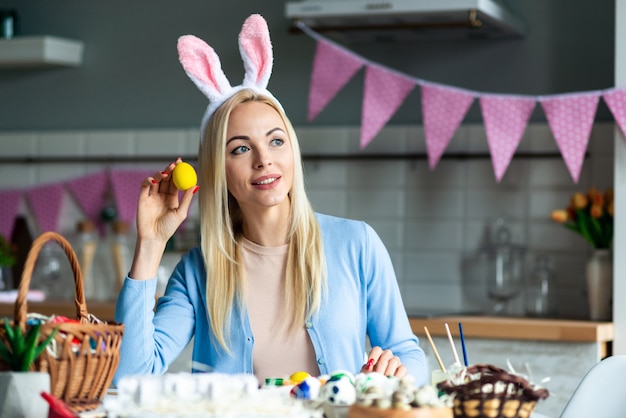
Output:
[525, 254, 556, 317]
[483, 220, 526, 315]
[110, 220, 132, 295]
[31, 241, 74, 300]
[75, 220, 98, 300]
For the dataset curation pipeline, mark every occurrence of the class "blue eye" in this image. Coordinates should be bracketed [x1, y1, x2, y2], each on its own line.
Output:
[270, 138, 284, 146]
[231, 145, 249, 155]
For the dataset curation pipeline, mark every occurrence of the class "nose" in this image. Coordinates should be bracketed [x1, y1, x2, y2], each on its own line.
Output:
[254, 149, 272, 169]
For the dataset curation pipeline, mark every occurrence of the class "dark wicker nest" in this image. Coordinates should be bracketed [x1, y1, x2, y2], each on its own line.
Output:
[437, 364, 549, 418]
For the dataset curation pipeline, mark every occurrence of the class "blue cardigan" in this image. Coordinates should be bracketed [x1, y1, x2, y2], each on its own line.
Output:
[113, 213, 427, 386]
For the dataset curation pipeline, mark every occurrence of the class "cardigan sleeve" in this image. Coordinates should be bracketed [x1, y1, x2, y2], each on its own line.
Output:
[361, 222, 428, 385]
[113, 255, 196, 386]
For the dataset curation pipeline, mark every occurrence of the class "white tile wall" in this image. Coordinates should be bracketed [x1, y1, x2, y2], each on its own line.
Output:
[0, 122, 615, 319]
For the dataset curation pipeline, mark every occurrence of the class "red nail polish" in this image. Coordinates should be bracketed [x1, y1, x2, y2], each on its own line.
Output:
[192, 186, 200, 194]
[161, 171, 168, 175]
[151, 179, 158, 185]
[366, 358, 374, 370]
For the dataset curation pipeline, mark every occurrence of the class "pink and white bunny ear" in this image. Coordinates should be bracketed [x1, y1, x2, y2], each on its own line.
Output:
[178, 35, 232, 103]
[239, 14, 273, 89]
[177, 15, 280, 137]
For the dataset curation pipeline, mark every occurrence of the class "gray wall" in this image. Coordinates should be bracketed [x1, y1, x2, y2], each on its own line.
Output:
[0, 0, 615, 131]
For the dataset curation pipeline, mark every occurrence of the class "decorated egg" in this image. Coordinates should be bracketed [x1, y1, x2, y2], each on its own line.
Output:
[354, 372, 392, 396]
[290, 376, 321, 400]
[172, 161, 198, 191]
[320, 373, 356, 405]
[289, 371, 311, 384]
[328, 370, 355, 384]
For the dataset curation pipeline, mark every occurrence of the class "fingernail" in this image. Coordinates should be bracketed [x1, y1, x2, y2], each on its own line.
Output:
[192, 186, 200, 194]
[151, 179, 158, 185]
[161, 171, 168, 175]
[366, 358, 374, 370]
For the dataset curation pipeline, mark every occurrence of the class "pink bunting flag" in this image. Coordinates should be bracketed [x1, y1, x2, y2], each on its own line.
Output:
[25, 182, 65, 234]
[603, 87, 626, 139]
[109, 170, 152, 225]
[0, 189, 22, 238]
[66, 171, 109, 225]
[308, 39, 364, 122]
[480, 95, 536, 182]
[361, 65, 415, 149]
[540, 92, 600, 183]
[421, 82, 475, 170]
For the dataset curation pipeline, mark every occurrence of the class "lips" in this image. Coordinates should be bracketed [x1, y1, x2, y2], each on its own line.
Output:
[251, 175, 281, 188]
[252, 177, 278, 185]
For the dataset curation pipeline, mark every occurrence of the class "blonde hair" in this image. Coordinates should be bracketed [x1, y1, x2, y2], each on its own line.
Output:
[198, 89, 326, 350]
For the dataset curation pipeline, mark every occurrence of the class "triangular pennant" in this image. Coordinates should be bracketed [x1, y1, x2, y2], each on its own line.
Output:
[0, 189, 23, 238]
[421, 82, 475, 170]
[480, 95, 536, 182]
[25, 182, 65, 234]
[603, 87, 626, 140]
[360, 65, 415, 149]
[540, 92, 600, 183]
[66, 171, 109, 225]
[307, 39, 364, 122]
[109, 170, 152, 224]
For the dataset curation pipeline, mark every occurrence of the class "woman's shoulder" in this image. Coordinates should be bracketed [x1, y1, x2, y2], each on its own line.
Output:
[315, 213, 371, 237]
[174, 246, 206, 276]
[171, 246, 202, 263]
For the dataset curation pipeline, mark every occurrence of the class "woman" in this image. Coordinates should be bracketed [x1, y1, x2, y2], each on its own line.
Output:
[113, 15, 427, 386]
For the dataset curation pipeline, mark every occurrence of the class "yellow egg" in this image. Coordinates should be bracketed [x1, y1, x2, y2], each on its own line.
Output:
[172, 161, 197, 191]
[289, 371, 310, 384]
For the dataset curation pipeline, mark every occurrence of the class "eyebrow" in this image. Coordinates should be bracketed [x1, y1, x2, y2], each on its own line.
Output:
[227, 127, 286, 145]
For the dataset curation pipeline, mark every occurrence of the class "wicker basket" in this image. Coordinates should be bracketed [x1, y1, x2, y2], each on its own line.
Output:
[437, 364, 549, 418]
[0, 231, 124, 413]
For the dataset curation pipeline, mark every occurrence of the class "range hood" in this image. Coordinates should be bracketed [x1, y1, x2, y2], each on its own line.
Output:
[285, 0, 526, 42]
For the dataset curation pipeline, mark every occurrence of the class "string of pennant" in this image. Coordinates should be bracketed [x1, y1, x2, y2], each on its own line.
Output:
[0, 169, 152, 240]
[2, 25, 626, 238]
[298, 21, 626, 183]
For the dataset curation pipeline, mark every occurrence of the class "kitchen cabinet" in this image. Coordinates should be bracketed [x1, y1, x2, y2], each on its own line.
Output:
[0, 36, 84, 68]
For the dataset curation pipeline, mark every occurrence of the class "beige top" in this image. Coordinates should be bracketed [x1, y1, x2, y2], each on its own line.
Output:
[242, 238, 320, 383]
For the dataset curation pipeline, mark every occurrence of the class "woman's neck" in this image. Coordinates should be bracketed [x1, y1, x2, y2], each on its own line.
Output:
[240, 204, 290, 247]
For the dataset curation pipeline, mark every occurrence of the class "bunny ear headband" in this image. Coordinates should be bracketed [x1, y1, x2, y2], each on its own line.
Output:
[177, 14, 281, 136]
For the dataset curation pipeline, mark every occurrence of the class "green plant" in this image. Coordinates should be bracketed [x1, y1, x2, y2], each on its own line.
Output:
[0, 319, 58, 371]
[0, 235, 16, 267]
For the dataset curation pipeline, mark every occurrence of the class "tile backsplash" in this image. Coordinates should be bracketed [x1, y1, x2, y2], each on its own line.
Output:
[0, 122, 615, 318]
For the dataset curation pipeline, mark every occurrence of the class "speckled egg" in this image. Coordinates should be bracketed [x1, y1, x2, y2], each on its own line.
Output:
[320, 374, 356, 405]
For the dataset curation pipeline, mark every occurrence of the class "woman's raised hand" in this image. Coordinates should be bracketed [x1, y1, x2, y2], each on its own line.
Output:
[129, 158, 199, 281]
[137, 158, 198, 244]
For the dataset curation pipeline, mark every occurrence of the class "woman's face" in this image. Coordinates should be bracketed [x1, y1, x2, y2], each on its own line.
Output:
[225, 101, 294, 214]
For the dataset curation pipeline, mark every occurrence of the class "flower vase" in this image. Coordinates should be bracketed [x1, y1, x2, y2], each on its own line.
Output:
[585, 249, 613, 321]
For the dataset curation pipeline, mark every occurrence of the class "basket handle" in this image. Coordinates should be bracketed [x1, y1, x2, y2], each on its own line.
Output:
[15, 231, 89, 328]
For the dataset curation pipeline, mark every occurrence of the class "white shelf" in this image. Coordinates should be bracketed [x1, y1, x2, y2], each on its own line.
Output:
[0, 36, 84, 68]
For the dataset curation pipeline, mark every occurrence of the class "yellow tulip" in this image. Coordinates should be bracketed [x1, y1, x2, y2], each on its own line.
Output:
[571, 192, 588, 209]
[551, 209, 569, 223]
